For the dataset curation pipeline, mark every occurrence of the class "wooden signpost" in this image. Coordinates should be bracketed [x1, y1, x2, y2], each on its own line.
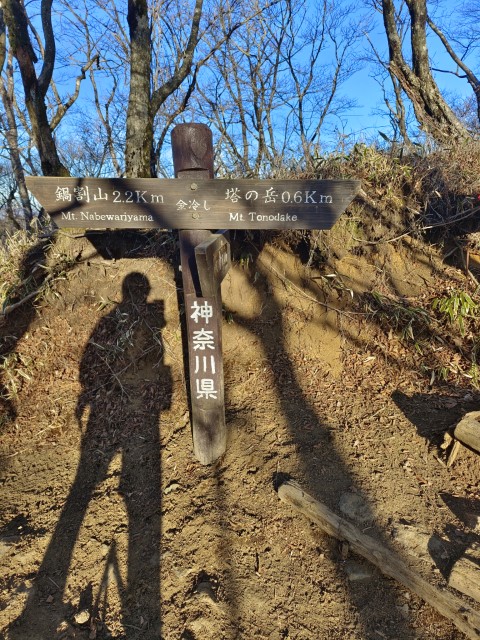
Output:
[24, 179, 359, 230]
[171, 124, 228, 464]
[26, 123, 360, 465]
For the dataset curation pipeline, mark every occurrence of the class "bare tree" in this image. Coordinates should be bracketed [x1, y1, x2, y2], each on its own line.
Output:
[0, 9, 33, 226]
[195, 0, 361, 177]
[196, 1, 285, 176]
[124, 0, 255, 177]
[2, 0, 70, 176]
[56, 0, 126, 176]
[0, 0, 361, 188]
[0, 162, 23, 229]
[379, 0, 471, 144]
[364, 5, 415, 148]
[426, 5, 480, 125]
[1, 0, 208, 181]
[124, 0, 205, 177]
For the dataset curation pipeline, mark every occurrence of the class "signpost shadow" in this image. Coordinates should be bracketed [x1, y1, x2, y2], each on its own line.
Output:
[227, 252, 417, 639]
[10, 272, 172, 639]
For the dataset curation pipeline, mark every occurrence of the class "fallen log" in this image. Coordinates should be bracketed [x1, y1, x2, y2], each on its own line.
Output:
[449, 542, 480, 604]
[277, 479, 480, 640]
[446, 411, 480, 466]
[454, 412, 480, 455]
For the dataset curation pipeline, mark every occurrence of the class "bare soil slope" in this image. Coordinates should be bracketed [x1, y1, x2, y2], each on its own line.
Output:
[1, 224, 480, 640]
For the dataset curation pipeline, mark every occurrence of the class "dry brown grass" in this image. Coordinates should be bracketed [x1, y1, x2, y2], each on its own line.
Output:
[422, 139, 480, 197]
[0, 230, 44, 314]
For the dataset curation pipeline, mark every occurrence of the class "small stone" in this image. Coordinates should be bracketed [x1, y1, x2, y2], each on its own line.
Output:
[344, 560, 374, 581]
[46, 595, 54, 604]
[196, 582, 216, 599]
[194, 581, 217, 602]
[172, 564, 192, 580]
[74, 609, 90, 625]
[164, 482, 181, 495]
[339, 492, 373, 525]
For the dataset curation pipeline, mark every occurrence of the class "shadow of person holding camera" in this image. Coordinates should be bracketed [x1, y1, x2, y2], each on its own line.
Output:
[10, 272, 172, 639]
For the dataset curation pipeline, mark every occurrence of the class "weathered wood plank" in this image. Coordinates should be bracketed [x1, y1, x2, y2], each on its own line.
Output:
[277, 479, 480, 639]
[449, 542, 480, 604]
[26, 176, 360, 230]
[454, 411, 480, 455]
[172, 124, 227, 465]
[183, 292, 226, 463]
[195, 231, 231, 298]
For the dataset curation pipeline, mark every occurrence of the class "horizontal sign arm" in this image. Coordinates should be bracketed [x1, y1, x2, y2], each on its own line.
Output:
[26, 177, 360, 231]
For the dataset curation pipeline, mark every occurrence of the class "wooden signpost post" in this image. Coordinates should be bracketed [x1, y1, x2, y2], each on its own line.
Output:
[26, 123, 360, 465]
[171, 124, 229, 464]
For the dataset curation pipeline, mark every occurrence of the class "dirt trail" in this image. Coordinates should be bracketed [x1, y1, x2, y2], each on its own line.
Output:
[1, 230, 480, 639]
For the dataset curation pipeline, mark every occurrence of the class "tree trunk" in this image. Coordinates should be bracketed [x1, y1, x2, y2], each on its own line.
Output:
[124, 0, 204, 178]
[0, 9, 33, 225]
[124, 0, 154, 178]
[0, 79, 33, 225]
[3, 0, 69, 176]
[382, 0, 470, 144]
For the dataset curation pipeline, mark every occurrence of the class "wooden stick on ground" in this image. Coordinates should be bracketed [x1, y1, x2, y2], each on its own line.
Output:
[277, 479, 480, 640]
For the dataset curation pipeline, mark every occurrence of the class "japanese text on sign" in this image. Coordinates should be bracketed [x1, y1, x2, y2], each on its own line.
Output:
[27, 176, 360, 230]
[189, 299, 219, 401]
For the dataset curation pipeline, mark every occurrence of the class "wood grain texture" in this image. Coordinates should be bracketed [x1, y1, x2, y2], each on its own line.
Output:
[449, 542, 480, 604]
[278, 479, 480, 639]
[454, 411, 480, 454]
[26, 177, 360, 230]
[172, 124, 227, 465]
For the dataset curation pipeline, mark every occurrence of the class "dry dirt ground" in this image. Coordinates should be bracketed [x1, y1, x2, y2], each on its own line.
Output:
[1, 228, 480, 640]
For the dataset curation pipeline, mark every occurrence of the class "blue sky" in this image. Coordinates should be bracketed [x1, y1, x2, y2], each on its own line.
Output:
[349, 57, 471, 144]
[338, 0, 475, 143]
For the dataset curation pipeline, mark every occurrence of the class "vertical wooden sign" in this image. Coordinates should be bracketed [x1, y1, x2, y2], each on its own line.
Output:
[171, 124, 228, 465]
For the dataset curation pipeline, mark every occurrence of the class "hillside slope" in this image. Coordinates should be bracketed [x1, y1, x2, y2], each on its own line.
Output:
[1, 168, 480, 638]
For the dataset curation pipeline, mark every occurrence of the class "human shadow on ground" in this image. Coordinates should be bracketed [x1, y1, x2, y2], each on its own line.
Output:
[9, 272, 172, 639]
[1, 231, 171, 481]
[223, 243, 418, 639]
